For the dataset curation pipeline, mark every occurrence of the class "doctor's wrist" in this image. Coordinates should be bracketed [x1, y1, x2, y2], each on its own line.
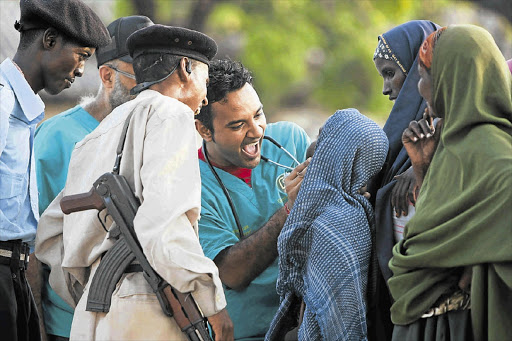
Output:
[284, 202, 291, 215]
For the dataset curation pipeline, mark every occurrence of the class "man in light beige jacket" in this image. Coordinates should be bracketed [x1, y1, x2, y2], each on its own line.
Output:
[35, 24, 233, 340]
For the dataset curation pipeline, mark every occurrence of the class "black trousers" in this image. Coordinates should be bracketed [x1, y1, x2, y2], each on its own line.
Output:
[392, 309, 472, 341]
[0, 241, 40, 341]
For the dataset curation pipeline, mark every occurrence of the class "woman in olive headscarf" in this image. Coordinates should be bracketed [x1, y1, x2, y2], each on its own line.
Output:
[389, 25, 512, 340]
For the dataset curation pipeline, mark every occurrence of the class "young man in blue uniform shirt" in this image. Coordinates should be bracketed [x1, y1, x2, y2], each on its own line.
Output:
[0, 1, 110, 340]
[195, 60, 311, 340]
[33, 16, 153, 341]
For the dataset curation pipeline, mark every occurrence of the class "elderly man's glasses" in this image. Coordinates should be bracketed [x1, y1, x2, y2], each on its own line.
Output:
[105, 64, 136, 80]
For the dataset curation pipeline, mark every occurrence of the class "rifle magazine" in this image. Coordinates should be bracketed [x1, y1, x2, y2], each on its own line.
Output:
[86, 238, 135, 313]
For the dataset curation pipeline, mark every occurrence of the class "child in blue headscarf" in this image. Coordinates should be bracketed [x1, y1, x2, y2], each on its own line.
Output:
[266, 109, 388, 340]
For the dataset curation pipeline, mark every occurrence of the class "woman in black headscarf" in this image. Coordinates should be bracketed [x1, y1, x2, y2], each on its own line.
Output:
[369, 20, 440, 339]
[371, 20, 440, 280]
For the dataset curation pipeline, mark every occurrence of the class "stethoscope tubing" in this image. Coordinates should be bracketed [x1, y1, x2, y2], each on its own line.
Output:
[203, 140, 245, 239]
[202, 136, 299, 239]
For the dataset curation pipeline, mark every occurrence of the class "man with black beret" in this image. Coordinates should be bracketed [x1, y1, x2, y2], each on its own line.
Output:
[36, 24, 233, 340]
[0, 1, 109, 340]
[34, 15, 153, 341]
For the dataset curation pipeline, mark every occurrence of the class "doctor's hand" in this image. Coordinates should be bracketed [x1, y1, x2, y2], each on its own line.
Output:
[284, 158, 311, 209]
[208, 308, 234, 341]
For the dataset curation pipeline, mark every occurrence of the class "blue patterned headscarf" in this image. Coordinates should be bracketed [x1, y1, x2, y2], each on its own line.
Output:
[266, 109, 388, 340]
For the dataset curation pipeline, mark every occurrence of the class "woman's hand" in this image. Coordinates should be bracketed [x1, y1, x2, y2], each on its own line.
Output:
[458, 266, 472, 293]
[359, 183, 371, 199]
[402, 111, 443, 190]
[392, 166, 417, 217]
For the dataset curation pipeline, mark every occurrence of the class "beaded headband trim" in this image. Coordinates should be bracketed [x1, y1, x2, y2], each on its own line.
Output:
[374, 35, 407, 76]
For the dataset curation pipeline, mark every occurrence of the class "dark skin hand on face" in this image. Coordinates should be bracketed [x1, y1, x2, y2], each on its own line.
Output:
[393, 108, 435, 216]
[401, 109, 443, 191]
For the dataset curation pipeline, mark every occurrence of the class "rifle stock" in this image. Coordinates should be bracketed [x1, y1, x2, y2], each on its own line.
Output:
[164, 286, 211, 341]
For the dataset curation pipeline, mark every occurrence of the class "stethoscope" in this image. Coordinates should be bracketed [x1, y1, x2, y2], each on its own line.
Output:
[202, 136, 299, 239]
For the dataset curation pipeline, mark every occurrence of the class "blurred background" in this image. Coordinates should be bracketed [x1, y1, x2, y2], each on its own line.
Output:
[1, 0, 511, 137]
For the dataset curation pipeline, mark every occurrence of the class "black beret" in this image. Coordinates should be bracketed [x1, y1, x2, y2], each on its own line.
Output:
[126, 24, 217, 65]
[96, 16, 154, 67]
[15, 0, 110, 48]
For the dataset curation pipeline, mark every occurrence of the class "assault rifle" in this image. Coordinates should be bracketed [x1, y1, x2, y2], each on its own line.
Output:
[60, 172, 212, 341]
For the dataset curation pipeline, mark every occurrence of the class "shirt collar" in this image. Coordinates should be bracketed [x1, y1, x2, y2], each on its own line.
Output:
[1, 58, 45, 122]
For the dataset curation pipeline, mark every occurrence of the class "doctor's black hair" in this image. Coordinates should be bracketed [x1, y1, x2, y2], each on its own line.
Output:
[196, 59, 253, 133]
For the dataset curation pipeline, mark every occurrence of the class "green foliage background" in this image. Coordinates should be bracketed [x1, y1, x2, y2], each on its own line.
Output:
[114, 0, 511, 124]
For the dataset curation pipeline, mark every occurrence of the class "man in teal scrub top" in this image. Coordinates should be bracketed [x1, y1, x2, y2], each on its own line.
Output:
[34, 16, 153, 341]
[195, 59, 311, 340]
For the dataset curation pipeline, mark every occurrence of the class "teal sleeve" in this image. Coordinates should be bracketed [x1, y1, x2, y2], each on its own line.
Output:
[34, 124, 75, 214]
[198, 199, 240, 261]
[33, 108, 98, 338]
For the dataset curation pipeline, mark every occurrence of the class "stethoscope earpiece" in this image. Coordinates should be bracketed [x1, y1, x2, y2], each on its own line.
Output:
[261, 136, 300, 171]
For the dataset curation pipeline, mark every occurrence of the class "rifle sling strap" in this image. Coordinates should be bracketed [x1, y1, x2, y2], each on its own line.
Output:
[86, 112, 135, 313]
[112, 112, 134, 175]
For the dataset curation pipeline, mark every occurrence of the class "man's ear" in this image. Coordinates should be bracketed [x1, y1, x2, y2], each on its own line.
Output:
[98, 65, 115, 89]
[42, 28, 59, 50]
[195, 119, 213, 142]
[177, 57, 191, 82]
